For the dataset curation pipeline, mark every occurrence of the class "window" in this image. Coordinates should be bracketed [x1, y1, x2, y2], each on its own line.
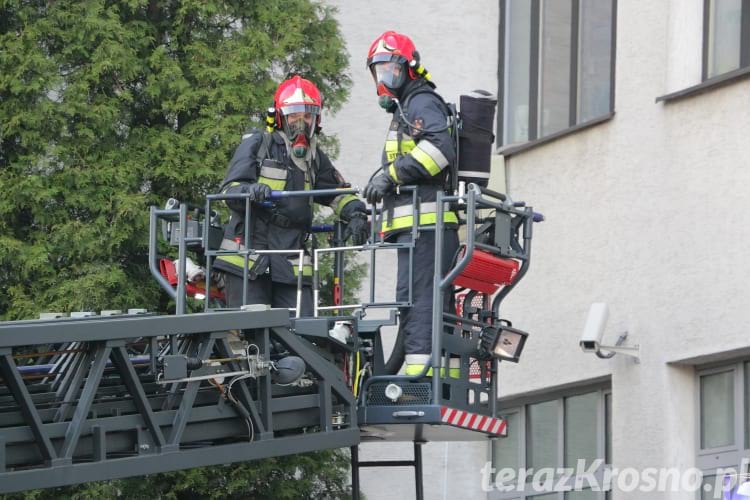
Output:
[498, 0, 617, 148]
[489, 387, 612, 500]
[702, 0, 750, 80]
[700, 369, 734, 449]
[696, 361, 750, 498]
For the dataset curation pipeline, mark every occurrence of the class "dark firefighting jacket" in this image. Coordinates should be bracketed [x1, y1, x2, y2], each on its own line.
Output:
[215, 129, 364, 284]
[380, 81, 458, 237]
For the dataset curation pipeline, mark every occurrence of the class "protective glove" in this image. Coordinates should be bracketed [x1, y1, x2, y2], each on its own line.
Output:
[242, 183, 272, 204]
[363, 173, 396, 205]
[343, 213, 369, 246]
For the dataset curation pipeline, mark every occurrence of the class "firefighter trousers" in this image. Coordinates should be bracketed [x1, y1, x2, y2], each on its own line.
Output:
[224, 273, 313, 317]
[396, 228, 459, 355]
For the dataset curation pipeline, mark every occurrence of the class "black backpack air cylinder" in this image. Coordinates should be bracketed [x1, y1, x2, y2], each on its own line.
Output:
[457, 90, 497, 188]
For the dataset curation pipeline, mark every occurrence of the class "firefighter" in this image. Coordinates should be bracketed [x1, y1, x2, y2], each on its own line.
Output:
[215, 75, 368, 314]
[363, 31, 460, 376]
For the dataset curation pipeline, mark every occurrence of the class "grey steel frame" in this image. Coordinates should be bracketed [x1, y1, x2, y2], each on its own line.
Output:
[350, 442, 425, 500]
[151, 186, 427, 318]
[357, 184, 535, 423]
[0, 184, 536, 495]
[0, 310, 358, 493]
[151, 188, 419, 317]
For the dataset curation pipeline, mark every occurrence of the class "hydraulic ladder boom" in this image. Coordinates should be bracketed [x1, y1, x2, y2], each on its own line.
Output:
[0, 183, 542, 496]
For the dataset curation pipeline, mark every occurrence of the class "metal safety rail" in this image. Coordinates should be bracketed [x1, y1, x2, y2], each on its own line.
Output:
[147, 186, 526, 434]
[0, 310, 358, 493]
[145, 184, 542, 438]
[356, 183, 540, 443]
[0, 184, 541, 497]
[150, 187, 425, 316]
[313, 185, 427, 316]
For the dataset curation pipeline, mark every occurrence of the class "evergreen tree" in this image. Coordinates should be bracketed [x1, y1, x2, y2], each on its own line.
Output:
[4, 448, 353, 499]
[0, 0, 351, 319]
[0, 1, 360, 498]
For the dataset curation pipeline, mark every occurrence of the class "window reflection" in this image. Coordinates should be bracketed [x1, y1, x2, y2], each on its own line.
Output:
[707, 0, 742, 78]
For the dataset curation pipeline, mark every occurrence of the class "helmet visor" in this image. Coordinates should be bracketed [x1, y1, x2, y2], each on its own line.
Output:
[279, 103, 319, 117]
[370, 61, 407, 90]
[281, 110, 318, 140]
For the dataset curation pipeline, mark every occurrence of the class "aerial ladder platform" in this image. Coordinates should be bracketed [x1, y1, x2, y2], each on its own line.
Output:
[0, 184, 541, 498]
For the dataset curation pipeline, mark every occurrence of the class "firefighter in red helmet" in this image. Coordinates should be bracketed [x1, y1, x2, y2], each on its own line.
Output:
[363, 31, 460, 376]
[215, 75, 368, 313]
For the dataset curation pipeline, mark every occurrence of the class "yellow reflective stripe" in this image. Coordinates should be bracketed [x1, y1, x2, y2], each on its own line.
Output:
[290, 254, 313, 276]
[405, 364, 434, 376]
[385, 140, 399, 163]
[292, 264, 313, 277]
[216, 254, 257, 268]
[258, 177, 285, 190]
[384, 138, 416, 163]
[332, 194, 359, 216]
[391, 202, 449, 218]
[400, 139, 416, 153]
[388, 163, 400, 183]
[217, 238, 258, 268]
[414, 140, 449, 173]
[410, 144, 444, 176]
[382, 211, 459, 232]
[218, 256, 312, 276]
[404, 365, 460, 378]
[218, 253, 311, 276]
[304, 181, 311, 190]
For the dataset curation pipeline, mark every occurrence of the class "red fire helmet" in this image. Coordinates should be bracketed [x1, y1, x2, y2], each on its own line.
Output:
[366, 31, 419, 97]
[273, 75, 322, 137]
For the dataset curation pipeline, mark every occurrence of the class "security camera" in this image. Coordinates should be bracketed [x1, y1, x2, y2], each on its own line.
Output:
[580, 302, 640, 361]
[579, 303, 608, 353]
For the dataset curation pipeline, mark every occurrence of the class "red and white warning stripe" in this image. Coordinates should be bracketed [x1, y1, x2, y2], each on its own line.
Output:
[440, 406, 507, 436]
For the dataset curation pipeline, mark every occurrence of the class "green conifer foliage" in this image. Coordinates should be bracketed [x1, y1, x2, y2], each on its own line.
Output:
[0, 2, 361, 497]
[0, 0, 351, 320]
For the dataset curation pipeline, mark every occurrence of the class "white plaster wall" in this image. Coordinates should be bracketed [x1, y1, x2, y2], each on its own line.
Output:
[497, 1, 750, 499]
[322, 1, 500, 499]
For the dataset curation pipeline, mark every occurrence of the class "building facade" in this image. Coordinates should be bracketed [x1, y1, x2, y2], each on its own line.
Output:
[492, 1, 750, 499]
[326, 1, 750, 499]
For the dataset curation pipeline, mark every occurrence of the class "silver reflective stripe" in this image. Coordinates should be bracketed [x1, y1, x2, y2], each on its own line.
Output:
[386, 130, 414, 141]
[458, 170, 491, 179]
[242, 133, 254, 140]
[259, 165, 287, 180]
[391, 201, 452, 218]
[415, 140, 449, 169]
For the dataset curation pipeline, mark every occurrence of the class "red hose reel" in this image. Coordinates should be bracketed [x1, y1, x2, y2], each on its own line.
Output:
[452, 247, 519, 295]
